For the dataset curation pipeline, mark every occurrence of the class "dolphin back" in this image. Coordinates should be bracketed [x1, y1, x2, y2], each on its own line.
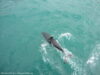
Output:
[42, 32, 53, 44]
[42, 32, 64, 53]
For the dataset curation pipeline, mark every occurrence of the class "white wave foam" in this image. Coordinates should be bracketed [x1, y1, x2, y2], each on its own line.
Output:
[40, 42, 66, 75]
[40, 42, 49, 63]
[60, 48, 86, 75]
[58, 33, 86, 75]
[66, 56, 84, 75]
[86, 44, 100, 67]
[62, 48, 73, 61]
[58, 32, 72, 40]
[42, 56, 50, 63]
[41, 43, 48, 54]
[40, 32, 86, 75]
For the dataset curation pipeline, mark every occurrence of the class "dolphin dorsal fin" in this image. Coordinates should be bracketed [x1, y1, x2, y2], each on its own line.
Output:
[49, 36, 53, 40]
[48, 36, 53, 44]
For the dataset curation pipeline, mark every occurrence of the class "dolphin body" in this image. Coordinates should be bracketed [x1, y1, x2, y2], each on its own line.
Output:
[42, 32, 64, 53]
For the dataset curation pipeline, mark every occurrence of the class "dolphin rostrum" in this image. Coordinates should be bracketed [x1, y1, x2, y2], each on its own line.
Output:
[42, 32, 64, 53]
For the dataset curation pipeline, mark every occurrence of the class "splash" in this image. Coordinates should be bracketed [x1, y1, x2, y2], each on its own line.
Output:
[41, 43, 48, 54]
[40, 42, 49, 62]
[62, 48, 73, 62]
[40, 32, 86, 75]
[58, 32, 86, 75]
[58, 32, 72, 40]
[40, 42, 66, 75]
[61, 48, 85, 75]
[86, 44, 100, 67]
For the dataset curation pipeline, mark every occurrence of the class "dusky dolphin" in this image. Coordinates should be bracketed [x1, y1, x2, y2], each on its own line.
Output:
[42, 32, 64, 53]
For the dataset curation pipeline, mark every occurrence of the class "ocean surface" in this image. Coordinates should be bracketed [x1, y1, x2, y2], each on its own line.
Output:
[0, 0, 100, 75]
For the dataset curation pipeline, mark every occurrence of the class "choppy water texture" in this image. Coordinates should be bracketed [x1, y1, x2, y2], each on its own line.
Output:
[0, 0, 100, 75]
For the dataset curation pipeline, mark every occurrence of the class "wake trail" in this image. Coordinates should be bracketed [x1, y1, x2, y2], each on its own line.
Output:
[40, 42, 86, 75]
[86, 43, 100, 74]
[60, 48, 86, 75]
[40, 32, 87, 75]
[58, 32, 86, 75]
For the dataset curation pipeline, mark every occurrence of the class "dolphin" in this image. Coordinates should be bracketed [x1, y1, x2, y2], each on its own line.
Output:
[42, 32, 64, 53]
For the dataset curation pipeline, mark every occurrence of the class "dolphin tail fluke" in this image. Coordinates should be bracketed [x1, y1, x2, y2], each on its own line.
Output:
[63, 50, 73, 63]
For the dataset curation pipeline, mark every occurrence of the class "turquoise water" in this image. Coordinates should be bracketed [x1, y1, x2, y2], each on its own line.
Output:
[0, 0, 100, 75]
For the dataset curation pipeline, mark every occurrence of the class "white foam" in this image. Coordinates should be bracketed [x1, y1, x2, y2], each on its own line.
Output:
[86, 44, 100, 67]
[58, 32, 72, 40]
[42, 56, 47, 62]
[67, 57, 84, 75]
[40, 32, 86, 75]
[59, 48, 86, 75]
[40, 42, 49, 63]
[41, 43, 48, 54]
[62, 48, 73, 61]
[57, 33, 86, 75]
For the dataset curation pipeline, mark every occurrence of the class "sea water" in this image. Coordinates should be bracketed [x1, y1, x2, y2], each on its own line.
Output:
[0, 0, 100, 75]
